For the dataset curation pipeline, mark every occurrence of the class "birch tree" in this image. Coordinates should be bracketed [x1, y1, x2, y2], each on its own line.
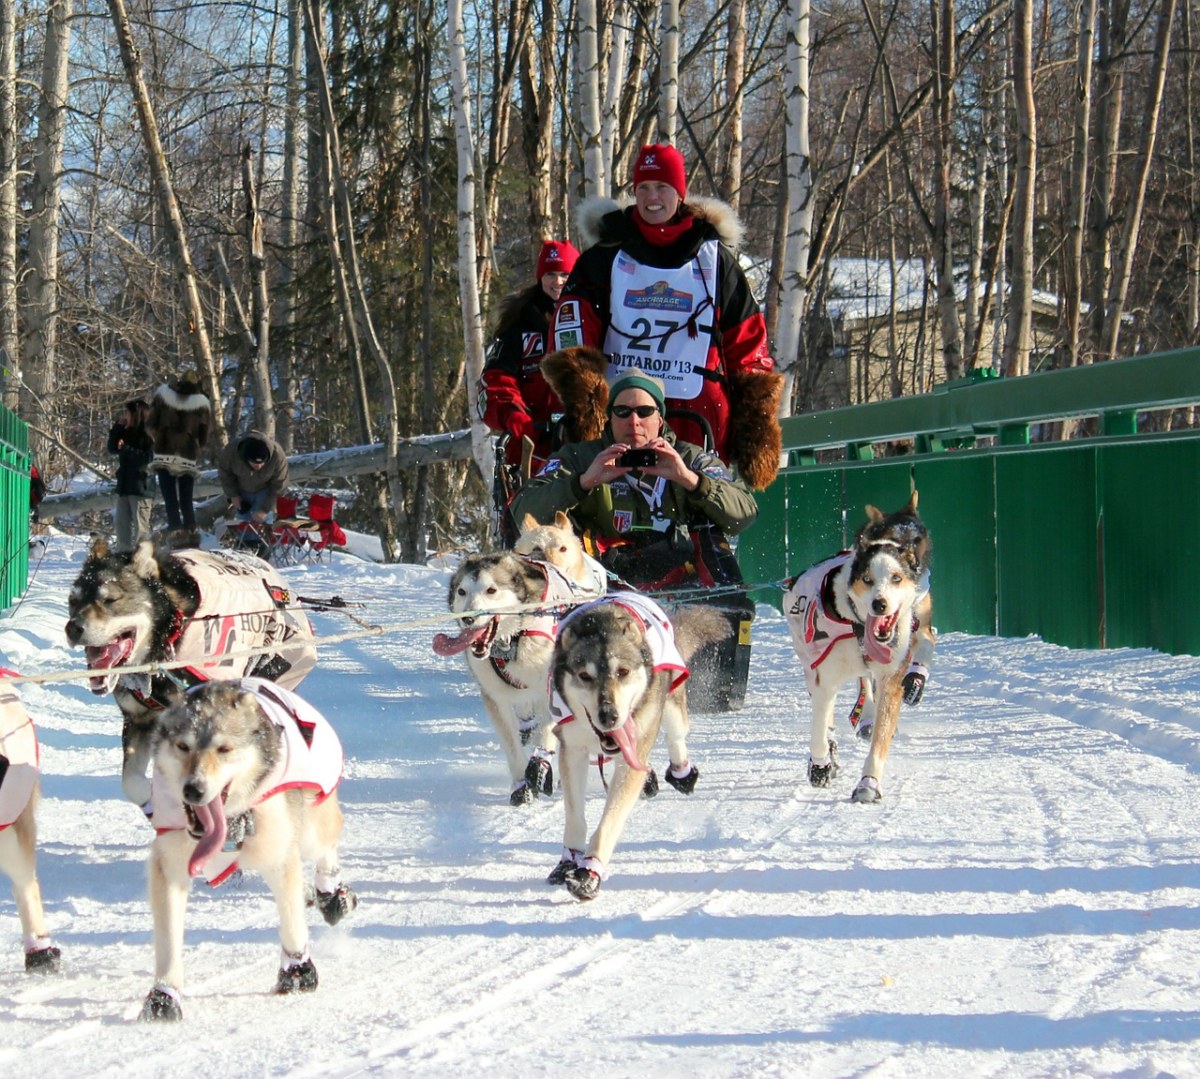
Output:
[577, 0, 607, 196]
[658, 0, 680, 143]
[1003, 0, 1036, 377]
[0, 0, 17, 410]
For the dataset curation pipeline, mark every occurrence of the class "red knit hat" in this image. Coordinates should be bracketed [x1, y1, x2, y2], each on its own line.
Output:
[632, 144, 687, 199]
[536, 240, 580, 280]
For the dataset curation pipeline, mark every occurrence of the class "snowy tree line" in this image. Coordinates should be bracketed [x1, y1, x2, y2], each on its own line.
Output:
[0, 0, 1195, 558]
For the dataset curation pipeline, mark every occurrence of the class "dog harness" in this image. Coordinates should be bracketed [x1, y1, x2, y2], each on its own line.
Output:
[550, 591, 688, 725]
[489, 559, 603, 690]
[783, 553, 860, 673]
[0, 671, 38, 829]
[151, 677, 342, 886]
[127, 550, 317, 709]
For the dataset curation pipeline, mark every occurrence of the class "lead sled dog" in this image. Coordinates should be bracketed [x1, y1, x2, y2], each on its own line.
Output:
[783, 492, 935, 803]
[433, 522, 605, 805]
[64, 539, 317, 808]
[140, 678, 355, 1021]
[548, 593, 730, 900]
[0, 675, 60, 973]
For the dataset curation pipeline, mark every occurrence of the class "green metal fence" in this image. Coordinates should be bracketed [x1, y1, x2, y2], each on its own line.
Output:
[738, 348, 1200, 656]
[0, 402, 30, 611]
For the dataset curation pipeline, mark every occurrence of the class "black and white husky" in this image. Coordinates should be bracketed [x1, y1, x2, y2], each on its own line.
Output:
[433, 545, 604, 805]
[64, 539, 317, 808]
[783, 492, 935, 803]
[547, 593, 730, 900]
[140, 678, 355, 1022]
[0, 675, 60, 973]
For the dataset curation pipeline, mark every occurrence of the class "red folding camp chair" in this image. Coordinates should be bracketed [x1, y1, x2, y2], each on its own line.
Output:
[305, 493, 346, 560]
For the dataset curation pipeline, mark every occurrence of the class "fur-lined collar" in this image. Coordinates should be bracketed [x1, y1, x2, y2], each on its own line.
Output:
[577, 195, 745, 251]
[154, 383, 211, 413]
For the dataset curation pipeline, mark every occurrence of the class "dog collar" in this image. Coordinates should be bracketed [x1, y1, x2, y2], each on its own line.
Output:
[488, 637, 528, 690]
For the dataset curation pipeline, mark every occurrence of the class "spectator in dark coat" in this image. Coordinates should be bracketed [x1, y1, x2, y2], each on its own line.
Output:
[146, 369, 211, 546]
[108, 399, 155, 552]
[216, 430, 289, 523]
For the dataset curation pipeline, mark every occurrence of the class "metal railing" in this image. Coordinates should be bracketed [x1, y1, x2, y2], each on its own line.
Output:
[738, 348, 1200, 655]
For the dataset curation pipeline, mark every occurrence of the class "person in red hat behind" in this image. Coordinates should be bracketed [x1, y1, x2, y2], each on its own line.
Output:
[478, 238, 580, 540]
[548, 144, 782, 492]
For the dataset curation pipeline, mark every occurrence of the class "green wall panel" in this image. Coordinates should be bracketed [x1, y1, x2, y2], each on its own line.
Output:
[1100, 441, 1200, 655]
[995, 450, 1099, 648]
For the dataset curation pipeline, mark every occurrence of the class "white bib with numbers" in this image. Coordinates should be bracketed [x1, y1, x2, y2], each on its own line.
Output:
[603, 242, 719, 401]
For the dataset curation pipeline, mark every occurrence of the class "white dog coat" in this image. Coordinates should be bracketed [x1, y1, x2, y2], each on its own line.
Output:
[549, 591, 688, 725]
[151, 678, 342, 885]
[0, 672, 37, 829]
[783, 552, 859, 674]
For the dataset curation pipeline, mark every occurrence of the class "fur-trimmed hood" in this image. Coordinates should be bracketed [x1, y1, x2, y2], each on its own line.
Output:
[577, 195, 745, 252]
[154, 383, 211, 414]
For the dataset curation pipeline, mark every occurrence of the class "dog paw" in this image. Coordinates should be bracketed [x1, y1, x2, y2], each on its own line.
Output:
[664, 763, 699, 795]
[807, 741, 839, 787]
[316, 885, 358, 926]
[565, 867, 601, 902]
[140, 985, 183, 1022]
[640, 768, 659, 799]
[275, 957, 319, 994]
[524, 754, 553, 797]
[850, 776, 882, 804]
[509, 781, 534, 806]
[24, 945, 61, 975]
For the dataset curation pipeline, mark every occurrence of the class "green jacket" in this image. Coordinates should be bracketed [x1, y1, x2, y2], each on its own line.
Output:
[509, 426, 758, 547]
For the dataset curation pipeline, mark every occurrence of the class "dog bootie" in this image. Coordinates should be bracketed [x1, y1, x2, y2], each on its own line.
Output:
[902, 663, 928, 706]
[850, 776, 883, 804]
[664, 762, 699, 795]
[641, 768, 659, 799]
[316, 884, 358, 926]
[275, 951, 319, 994]
[140, 983, 183, 1022]
[509, 781, 534, 806]
[546, 847, 583, 885]
[566, 867, 602, 902]
[807, 741, 839, 788]
[24, 941, 61, 975]
[524, 751, 553, 797]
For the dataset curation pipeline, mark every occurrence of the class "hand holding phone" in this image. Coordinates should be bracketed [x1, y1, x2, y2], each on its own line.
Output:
[617, 447, 657, 469]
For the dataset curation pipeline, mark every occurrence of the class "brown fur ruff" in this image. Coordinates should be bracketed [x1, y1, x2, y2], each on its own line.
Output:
[727, 369, 784, 490]
[541, 347, 609, 443]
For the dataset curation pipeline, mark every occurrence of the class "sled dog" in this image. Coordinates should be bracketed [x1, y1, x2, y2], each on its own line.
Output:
[65, 539, 317, 808]
[140, 678, 355, 1022]
[433, 545, 604, 804]
[512, 512, 608, 597]
[548, 593, 730, 900]
[783, 491, 935, 803]
[0, 675, 61, 973]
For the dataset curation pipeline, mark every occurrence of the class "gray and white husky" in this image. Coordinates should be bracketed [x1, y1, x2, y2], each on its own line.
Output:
[64, 539, 317, 808]
[434, 546, 604, 805]
[140, 678, 355, 1022]
[783, 491, 935, 803]
[0, 677, 60, 973]
[547, 593, 730, 900]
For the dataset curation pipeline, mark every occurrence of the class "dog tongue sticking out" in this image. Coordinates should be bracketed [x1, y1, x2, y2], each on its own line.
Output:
[85, 637, 135, 693]
[605, 721, 648, 773]
[863, 613, 896, 665]
[432, 624, 490, 657]
[187, 796, 228, 878]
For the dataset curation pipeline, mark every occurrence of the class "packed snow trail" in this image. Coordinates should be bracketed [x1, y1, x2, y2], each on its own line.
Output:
[0, 534, 1198, 1078]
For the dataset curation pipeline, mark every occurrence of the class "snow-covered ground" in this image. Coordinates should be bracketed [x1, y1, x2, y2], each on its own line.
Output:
[2, 530, 1200, 1078]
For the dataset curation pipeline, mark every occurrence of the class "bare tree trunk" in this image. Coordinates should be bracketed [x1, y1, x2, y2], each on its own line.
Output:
[719, 0, 746, 206]
[105, 0, 216, 379]
[242, 144, 274, 435]
[601, 0, 629, 197]
[21, 0, 71, 452]
[1064, 0, 1097, 366]
[521, 0, 558, 241]
[577, 0, 606, 195]
[932, 0, 962, 381]
[0, 0, 18, 410]
[277, 0, 305, 453]
[449, 0, 490, 482]
[1100, 0, 1176, 360]
[1003, 0, 1036, 377]
[658, 0, 679, 142]
[775, 0, 812, 417]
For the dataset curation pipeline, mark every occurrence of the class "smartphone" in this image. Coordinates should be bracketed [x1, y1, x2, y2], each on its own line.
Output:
[617, 447, 658, 469]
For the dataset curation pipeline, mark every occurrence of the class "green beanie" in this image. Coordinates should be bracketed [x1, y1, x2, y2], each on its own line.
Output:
[607, 373, 667, 414]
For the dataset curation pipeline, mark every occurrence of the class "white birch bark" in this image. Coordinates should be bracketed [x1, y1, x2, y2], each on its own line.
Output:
[0, 0, 18, 410]
[658, 0, 679, 143]
[22, 0, 71, 435]
[577, 0, 606, 197]
[1065, 0, 1097, 366]
[720, 0, 747, 206]
[448, 0, 490, 477]
[601, 0, 629, 195]
[775, 0, 812, 418]
[1003, 0, 1036, 377]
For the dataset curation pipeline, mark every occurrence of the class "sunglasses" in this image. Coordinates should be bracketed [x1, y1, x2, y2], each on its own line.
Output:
[611, 404, 660, 419]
